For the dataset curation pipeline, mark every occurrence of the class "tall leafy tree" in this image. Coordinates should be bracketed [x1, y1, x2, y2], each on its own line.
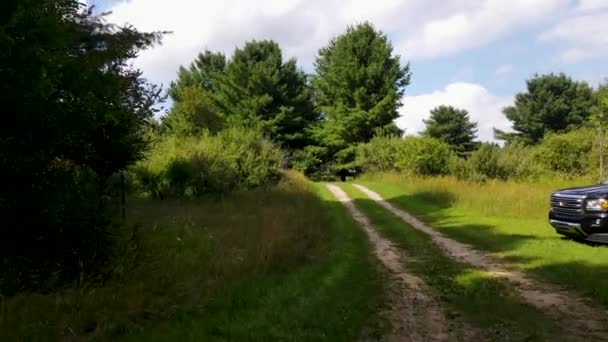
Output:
[162, 85, 224, 135]
[422, 105, 478, 156]
[213, 40, 317, 149]
[0, 0, 163, 292]
[495, 73, 594, 145]
[168, 50, 226, 101]
[311, 22, 411, 170]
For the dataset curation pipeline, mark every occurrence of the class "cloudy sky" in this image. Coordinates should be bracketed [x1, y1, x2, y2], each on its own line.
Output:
[90, 0, 608, 141]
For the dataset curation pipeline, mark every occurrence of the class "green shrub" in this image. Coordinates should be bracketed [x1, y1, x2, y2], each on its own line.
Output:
[355, 136, 454, 176]
[395, 136, 454, 176]
[133, 128, 283, 197]
[354, 128, 602, 181]
[537, 129, 595, 175]
[356, 135, 402, 172]
[498, 144, 543, 181]
[452, 143, 545, 182]
[466, 144, 508, 180]
[290, 145, 330, 177]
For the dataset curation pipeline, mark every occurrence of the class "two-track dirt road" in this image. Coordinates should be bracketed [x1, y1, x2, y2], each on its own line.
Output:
[327, 183, 608, 342]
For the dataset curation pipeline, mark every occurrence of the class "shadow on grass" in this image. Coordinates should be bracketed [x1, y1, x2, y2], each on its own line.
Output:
[0, 183, 387, 342]
[376, 190, 608, 309]
[408, 190, 457, 209]
[383, 191, 558, 251]
[345, 194, 563, 341]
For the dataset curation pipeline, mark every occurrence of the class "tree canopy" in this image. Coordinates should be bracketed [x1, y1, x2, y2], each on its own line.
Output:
[495, 73, 594, 145]
[311, 22, 411, 170]
[422, 105, 478, 156]
[168, 50, 226, 102]
[162, 85, 224, 135]
[0, 0, 163, 292]
[169, 40, 317, 149]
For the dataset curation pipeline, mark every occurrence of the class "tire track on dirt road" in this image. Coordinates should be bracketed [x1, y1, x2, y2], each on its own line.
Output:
[327, 184, 471, 342]
[353, 183, 608, 341]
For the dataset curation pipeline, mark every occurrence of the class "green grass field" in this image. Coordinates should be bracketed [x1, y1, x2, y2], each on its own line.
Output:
[358, 173, 608, 308]
[8, 170, 607, 341]
[339, 183, 561, 342]
[1, 174, 384, 341]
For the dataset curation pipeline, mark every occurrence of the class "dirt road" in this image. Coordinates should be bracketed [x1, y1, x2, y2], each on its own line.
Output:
[327, 184, 476, 341]
[353, 183, 608, 341]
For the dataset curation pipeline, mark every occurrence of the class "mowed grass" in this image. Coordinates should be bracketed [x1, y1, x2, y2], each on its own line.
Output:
[340, 183, 561, 342]
[1, 172, 384, 341]
[358, 173, 608, 308]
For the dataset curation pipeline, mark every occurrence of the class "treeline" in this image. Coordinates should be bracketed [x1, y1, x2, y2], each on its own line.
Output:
[158, 26, 608, 186]
[357, 74, 608, 182]
[147, 22, 411, 189]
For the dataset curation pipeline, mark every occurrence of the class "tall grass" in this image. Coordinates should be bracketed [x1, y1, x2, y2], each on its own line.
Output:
[0, 171, 328, 340]
[361, 173, 594, 219]
[360, 173, 608, 309]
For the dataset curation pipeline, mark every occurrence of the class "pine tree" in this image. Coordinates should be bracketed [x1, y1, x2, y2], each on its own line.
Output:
[423, 105, 478, 156]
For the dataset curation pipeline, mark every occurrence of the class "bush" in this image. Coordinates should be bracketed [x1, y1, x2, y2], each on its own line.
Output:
[498, 144, 543, 181]
[290, 145, 330, 178]
[133, 128, 283, 197]
[356, 135, 402, 172]
[452, 143, 545, 182]
[466, 144, 508, 180]
[354, 128, 602, 182]
[537, 129, 595, 175]
[395, 136, 454, 176]
[355, 136, 454, 176]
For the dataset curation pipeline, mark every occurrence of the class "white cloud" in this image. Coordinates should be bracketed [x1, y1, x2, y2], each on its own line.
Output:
[396, 82, 512, 142]
[576, 0, 608, 12]
[106, 0, 572, 88]
[495, 64, 515, 77]
[540, 12, 608, 63]
[397, 0, 569, 59]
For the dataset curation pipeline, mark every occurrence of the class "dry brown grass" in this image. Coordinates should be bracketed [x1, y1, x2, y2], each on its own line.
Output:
[1, 171, 328, 341]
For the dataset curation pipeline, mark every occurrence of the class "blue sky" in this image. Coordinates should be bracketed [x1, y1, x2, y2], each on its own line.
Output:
[96, 0, 608, 141]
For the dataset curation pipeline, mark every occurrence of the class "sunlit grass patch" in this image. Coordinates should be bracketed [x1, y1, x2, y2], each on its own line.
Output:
[341, 183, 561, 341]
[360, 173, 608, 308]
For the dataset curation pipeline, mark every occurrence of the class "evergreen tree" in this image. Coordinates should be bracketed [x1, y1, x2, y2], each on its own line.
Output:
[423, 105, 478, 156]
[495, 73, 594, 144]
[168, 50, 226, 101]
[311, 22, 411, 171]
[213, 40, 317, 149]
[0, 0, 163, 292]
[162, 85, 224, 135]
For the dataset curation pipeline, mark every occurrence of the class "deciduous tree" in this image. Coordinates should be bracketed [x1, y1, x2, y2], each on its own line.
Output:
[311, 22, 411, 171]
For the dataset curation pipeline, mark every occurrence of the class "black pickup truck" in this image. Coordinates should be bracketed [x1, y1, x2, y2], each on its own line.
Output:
[549, 184, 608, 243]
